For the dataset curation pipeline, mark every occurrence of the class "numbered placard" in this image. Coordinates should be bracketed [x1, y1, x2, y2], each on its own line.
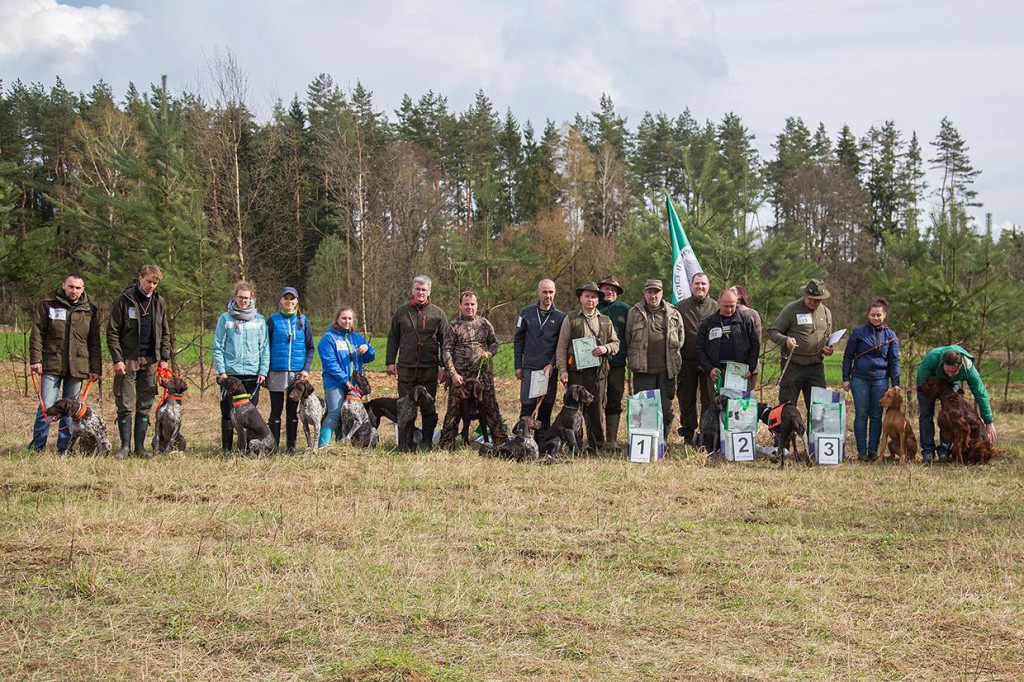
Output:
[729, 432, 755, 462]
[816, 435, 842, 465]
[629, 431, 657, 463]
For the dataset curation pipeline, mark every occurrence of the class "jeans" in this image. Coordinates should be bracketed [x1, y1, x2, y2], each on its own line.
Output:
[851, 376, 887, 457]
[29, 374, 83, 453]
[322, 385, 350, 433]
[918, 391, 953, 457]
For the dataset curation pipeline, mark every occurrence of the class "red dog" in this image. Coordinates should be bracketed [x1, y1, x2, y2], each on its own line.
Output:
[917, 376, 995, 464]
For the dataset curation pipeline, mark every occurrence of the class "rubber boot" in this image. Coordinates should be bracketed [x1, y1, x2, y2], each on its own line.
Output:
[606, 414, 622, 453]
[116, 417, 131, 459]
[269, 419, 282, 449]
[318, 426, 334, 448]
[134, 413, 153, 457]
[285, 419, 298, 453]
[221, 419, 234, 454]
[419, 414, 438, 451]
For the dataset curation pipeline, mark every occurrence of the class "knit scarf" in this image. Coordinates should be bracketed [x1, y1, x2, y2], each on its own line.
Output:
[228, 300, 257, 331]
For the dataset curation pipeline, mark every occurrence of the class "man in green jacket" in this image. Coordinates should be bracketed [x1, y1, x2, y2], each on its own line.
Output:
[916, 345, 997, 463]
[28, 274, 102, 454]
[107, 264, 171, 457]
[768, 278, 835, 414]
[626, 279, 685, 440]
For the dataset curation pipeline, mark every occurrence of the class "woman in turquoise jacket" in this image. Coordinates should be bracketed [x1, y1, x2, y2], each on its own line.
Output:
[213, 282, 270, 452]
[317, 305, 375, 446]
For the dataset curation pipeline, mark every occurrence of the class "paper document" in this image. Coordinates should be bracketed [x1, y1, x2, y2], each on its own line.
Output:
[572, 337, 600, 370]
[723, 361, 749, 392]
[827, 328, 847, 346]
[528, 370, 549, 399]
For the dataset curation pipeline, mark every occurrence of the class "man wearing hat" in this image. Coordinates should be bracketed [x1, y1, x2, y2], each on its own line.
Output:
[556, 282, 620, 453]
[674, 271, 716, 443]
[598, 276, 630, 448]
[768, 278, 835, 413]
[513, 279, 566, 437]
[625, 279, 685, 440]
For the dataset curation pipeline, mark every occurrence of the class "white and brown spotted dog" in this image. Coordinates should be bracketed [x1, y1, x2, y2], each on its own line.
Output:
[286, 377, 325, 449]
[152, 376, 188, 453]
[339, 371, 377, 448]
[44, 399, 112, 456]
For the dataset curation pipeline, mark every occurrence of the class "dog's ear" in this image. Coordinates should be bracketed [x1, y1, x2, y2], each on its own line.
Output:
[303, 381, 314, 399]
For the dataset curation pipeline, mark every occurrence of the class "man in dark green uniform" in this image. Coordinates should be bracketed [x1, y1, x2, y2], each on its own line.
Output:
[674, 272, 715, 443]
[598, 276, 630, 449]
[768, 278, 835, 414]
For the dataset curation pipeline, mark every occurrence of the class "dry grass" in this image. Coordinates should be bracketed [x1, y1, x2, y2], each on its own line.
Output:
[1, 370, 1022, 680]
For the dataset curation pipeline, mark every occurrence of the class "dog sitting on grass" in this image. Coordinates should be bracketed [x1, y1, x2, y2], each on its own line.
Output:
[152, 375, 188, 454]
[217, 375, 276, 456]
[44, 399, 112, 456]
[877, 386, 917, 463]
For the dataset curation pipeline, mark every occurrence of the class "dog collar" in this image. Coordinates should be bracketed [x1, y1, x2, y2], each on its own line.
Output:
[166, 394, 183, 401]
[232, 393, 251, 407]
[73, 402, 88, 419]
[346, 392, 363, 402]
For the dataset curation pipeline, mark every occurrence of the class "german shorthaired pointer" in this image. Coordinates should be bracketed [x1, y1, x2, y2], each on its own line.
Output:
[44, 399, 112, 456]
[218, 375, 276, 456]
[367, 385, 434, 452]
[480, 415, 546, 463]
[454, 377, 490, 445]
[758, 401, 810, 469]
[152, 376, 188, 454]
[540, 385, 594, 457]
[339, 371, 377, 448]
[693, 394, 728, 454]
[286, 377, 325, 450]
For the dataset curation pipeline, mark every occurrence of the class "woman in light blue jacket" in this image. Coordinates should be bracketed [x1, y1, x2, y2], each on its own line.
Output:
[213, 282, 270, 452]
[317, 305, 375, 446]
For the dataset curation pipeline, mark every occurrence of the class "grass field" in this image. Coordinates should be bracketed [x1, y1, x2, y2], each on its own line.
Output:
[1, 367, 1022, 680]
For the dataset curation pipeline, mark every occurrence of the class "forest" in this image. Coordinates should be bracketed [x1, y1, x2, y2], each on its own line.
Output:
[1, 55, 1021, 386]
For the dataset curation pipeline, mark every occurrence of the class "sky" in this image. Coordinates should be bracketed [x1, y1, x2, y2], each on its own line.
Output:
[1, 0, 1021, 233]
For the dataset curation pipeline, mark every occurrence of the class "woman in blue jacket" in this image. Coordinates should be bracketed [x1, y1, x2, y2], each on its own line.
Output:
[841, 297, 900, 462]
[266, 286, 314, 451]
[213, 282, 270, 453]
[317, 305, 375, 447]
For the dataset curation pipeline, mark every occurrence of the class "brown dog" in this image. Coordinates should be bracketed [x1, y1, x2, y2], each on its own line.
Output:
[877, 386, 917, 463]
[918, 376, 995, 465]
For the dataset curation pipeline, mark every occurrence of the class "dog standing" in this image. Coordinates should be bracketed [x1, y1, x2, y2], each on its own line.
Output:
[540, 384, 594, 457]
[454, 377, 490, 446]
[44, 399, 112, 456]
[287, 377, 325, 450]
[218, 375, 276, 456]
[152, 376, 187, 453]
[877, 386, 917, 463]
[339, 371, 377, 448]
[918, 376, 995, 464]
[367, 385, 434, 452]
[758, 401, 810, 469]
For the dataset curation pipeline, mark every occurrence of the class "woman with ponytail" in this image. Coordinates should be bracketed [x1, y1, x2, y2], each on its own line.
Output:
[317, 305, 375, 447]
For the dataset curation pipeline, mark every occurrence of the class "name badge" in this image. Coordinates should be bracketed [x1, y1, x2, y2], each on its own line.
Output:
[796, 313, 813, 325]
[49, 307, 67, 321]
[336, 339, 346, 351]
[515, 316, 523, 328]
[127, 307, 137, 320]
[708, 327, 723, 340]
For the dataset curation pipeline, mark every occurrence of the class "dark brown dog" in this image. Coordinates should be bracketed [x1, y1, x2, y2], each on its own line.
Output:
[540, 384, 594, 457]
[44, 399, 112, 456]
[217, 375, 276, 456]
[877, 386, 917, 463]
[758, 401, 810, 469]
[480, 415, 542, 462]
[693, 394, 729, 454]
[152, 376, 187, 453]
[454, 377, 489, 445]
[918, 376, 995, 465]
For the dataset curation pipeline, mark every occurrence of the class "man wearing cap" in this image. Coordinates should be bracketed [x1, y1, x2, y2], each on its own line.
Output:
[916, 345, 997, 463]
[556, 282, 620, 453]
[598, 276, 630, 448]
[674, 272, 716, 443]
[696, 289, 760, 390]
[386, 275, 448, 448]
[514, 279, 565, 438]
[28, 273, 103, 455]
[625, 279, 685, 440]
[768, 278, 835, 413]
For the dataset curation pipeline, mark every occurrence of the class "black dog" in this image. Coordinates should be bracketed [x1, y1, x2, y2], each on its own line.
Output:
[692, 394, 729, 454]
[758, 401, 810, 469]
[217, 375, 276, 456]
[152, 376, 187, 453]
[367, 385, 435, 452]
[44, 399, 112, 456]
[454, 377, 490, 446]
[540, 384, 594, 457]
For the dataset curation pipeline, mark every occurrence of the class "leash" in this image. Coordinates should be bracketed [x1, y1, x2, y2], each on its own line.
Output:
[30, 372, 52, 426]
[79, 375, 96, 402]
[154, 366, 183, 415]
[776, 352, 795, 387]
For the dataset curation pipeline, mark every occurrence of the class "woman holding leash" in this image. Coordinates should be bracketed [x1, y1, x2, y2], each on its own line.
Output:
[841, 297, 900, 463]
[317, 305, 376, 447]
[266, 287, 314, 452]
[213, 282, 270, 453]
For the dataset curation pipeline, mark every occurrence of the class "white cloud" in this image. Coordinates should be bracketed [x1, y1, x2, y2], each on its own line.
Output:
[0, 0, 139, 73]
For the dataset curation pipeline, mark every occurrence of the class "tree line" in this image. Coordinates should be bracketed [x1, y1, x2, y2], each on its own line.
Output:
[1, 60, 1021, 391]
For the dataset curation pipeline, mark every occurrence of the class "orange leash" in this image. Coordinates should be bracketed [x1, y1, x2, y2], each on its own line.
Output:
[31, 372, 52, 426]
[79, 375, 96, 402]
[153, 366, 180, 415]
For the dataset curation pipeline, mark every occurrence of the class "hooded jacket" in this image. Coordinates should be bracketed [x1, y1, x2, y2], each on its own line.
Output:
[30, 287, 102, 378]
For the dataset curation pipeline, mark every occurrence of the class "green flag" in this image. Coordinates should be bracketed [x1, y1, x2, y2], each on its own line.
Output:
[667, 195, 703, 304]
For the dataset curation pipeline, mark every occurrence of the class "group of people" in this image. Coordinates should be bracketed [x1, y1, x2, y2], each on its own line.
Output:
[28, 269, 998, 462]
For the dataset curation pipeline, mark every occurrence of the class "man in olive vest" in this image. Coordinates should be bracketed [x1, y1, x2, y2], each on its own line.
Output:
[625, 279, 685, 440]
[28, 274, 102, 454]
[556, 282, 620, 453]
[768, 278, 835, 414]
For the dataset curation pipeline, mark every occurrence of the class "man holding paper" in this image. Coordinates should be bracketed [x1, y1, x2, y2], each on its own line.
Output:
[513, 279, 566, 439]
[625, 279, 685, 440]
[695, 289, 760, 392]
[556, 282, 620, 453]
[768, 278, 835, 413]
